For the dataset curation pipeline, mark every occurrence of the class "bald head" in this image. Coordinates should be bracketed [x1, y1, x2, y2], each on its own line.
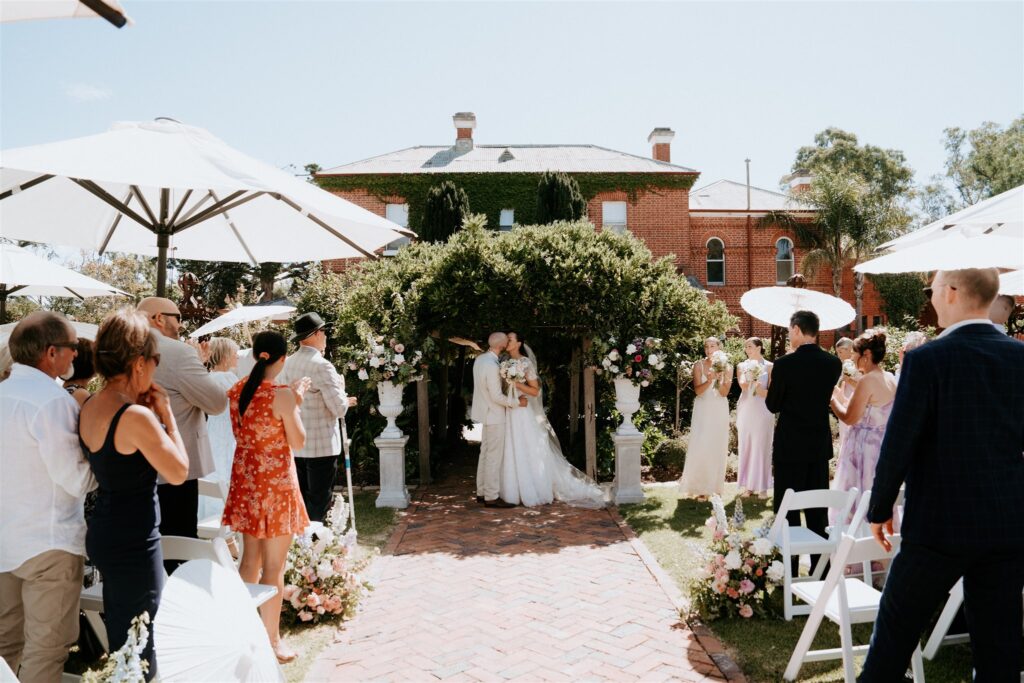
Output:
[930, 268, 1000, 329]
[488, 332, 508, 353]
[137, 296, 182, 339]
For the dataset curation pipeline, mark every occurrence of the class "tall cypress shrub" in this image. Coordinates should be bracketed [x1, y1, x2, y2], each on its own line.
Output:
[536, 170, 588, 224]
[420, 181, 471, 243]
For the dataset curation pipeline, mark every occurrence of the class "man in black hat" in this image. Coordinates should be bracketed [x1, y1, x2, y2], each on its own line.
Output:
[281, 312, 355, 521]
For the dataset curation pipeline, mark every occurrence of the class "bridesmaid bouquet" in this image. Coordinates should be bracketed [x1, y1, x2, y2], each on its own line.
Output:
[710, 350, 730, 390]
[81, 612, 149, 682]
[690, 496, 784, 620]
[744, 361, 762, 397]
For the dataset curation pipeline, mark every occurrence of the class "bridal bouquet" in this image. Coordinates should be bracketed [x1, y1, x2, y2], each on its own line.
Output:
[710, 350, 730, 390]
[499, 358, 529, 396]
[282, 495, 371, 625]
[595, 335, 666, 387]
[346, 329, 429, 388]
[690, 496, 783, 621]
[81, 612, 149, 682]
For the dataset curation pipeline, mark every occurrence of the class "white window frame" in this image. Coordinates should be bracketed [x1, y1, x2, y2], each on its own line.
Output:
[775, 237, 795, 284]
[383, 203, 410, 256]
[706, 237, 725, 286]
[602, 201, 628, 235]
[499, 209, 515, 231]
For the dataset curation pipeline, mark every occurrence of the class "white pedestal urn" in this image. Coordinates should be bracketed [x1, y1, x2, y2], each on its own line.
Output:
[613, 377, 641, 435]
[375, 381, 410, 509]
[612, 432, 646, 505]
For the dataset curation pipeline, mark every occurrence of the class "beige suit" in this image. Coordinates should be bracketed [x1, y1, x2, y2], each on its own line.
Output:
[153, 334, 228, 482]
[471, 351, 517, 500]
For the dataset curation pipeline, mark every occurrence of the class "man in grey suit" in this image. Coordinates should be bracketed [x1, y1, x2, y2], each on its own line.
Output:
[137, 298, 228, 546]
[471, 332, 525, 508]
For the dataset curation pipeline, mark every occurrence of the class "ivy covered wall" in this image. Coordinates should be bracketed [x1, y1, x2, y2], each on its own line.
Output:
[314, 172, 698, 232]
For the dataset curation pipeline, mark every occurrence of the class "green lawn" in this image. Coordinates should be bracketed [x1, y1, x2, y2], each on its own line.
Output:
[620, 484, 977, 683]
[280, 490, 398, 683]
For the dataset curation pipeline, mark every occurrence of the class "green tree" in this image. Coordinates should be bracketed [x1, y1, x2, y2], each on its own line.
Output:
[941, 116, 1024, 205]
[763, 171, 897, 332]
[535, 171, 588, 224]
[419, 181, 471, 243]
[48, 252, 162, 325]
[867, 272, 929, 326]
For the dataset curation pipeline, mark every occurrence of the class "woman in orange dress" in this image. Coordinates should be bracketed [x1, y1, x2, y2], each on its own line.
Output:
[222, 330, 310, 663]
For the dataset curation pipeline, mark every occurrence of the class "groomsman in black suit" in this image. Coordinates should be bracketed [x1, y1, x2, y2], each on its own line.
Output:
[860, 268, 1024, 682]
[765, 310, 842, 573]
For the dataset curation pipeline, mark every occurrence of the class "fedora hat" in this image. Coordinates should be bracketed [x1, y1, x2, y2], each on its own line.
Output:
[291, 312, 332, 343]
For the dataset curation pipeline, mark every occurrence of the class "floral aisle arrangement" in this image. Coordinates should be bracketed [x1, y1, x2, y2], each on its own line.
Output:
[690, 496, 784, 620]
[594, 335, 667, 386]
[345, 328, 428, 388]
[82, 612, 149, 682]
[282, 495, 372, 625]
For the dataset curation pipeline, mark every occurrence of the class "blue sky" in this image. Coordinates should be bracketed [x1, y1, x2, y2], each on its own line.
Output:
[2, 1, 1022, 193]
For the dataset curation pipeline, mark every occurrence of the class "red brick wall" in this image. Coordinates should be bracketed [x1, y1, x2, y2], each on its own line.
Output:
[589, 188, 691, 269]
[322, 188, 403, 273]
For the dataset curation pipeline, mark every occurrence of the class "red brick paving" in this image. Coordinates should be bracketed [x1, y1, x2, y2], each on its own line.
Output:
[306, 469, 740, 682]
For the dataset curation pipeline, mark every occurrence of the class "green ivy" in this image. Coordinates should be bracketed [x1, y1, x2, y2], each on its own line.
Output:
[867, 272, 929, 325]
[314, 172, 697, 233]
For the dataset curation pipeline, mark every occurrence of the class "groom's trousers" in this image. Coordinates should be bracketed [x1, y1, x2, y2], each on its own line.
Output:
[478, 424, 504, 501]
[859, 541, 1024, 682]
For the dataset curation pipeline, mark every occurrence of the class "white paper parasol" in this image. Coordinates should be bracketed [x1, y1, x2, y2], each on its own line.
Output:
[1000, 270, 1023, 296]
[188, 304, 295, 339]
[740, 286, 856, 331]
[154, 559, 282, 682]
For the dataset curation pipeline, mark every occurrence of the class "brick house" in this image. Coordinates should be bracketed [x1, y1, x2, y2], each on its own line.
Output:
[317, 113, 886, 344]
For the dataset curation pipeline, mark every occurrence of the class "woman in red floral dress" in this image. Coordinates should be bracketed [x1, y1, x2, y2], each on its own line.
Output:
[222, 330, 310, 662]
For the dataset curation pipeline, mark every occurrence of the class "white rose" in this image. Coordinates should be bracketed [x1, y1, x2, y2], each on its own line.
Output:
[372, 345, 386, 356]
[640, 380, 650, 387]
[608, 350, 620, 361]
[394, 353, 405, 365]
[767, 560, 785, 582]
[357, 369, 369, 381]
[369, 356, 380, 368]
[751, 537, 774, 556]
[724, 550, 742, 570]
[317, 560, 334, 579]
[602, 358, 612, 368]
[626, 344, 637, 354]
[609, 365, 619, 374]
[648, 354, 659, 366]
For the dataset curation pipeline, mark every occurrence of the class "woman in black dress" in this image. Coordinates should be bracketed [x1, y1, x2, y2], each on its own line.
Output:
[79, 309, 189, 679]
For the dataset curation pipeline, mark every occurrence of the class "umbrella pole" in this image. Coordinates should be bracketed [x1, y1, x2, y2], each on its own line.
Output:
[339, 417, 357, 536]
[0, 289, 7, 324]
[156, 232, 170, 298]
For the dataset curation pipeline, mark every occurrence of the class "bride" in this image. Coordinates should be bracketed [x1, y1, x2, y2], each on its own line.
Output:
[499, 332, 606, 508]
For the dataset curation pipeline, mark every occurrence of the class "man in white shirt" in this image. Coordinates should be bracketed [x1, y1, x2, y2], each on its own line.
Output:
[282, 312, 354, 521]
[137, 298, 227, 547]
[0, 312, 96, 682]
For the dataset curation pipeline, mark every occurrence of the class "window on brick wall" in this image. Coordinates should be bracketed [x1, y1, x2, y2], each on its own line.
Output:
[776, 237, 794, 284]
[499, 209, 515, 231]
[873, 315, 882, 327]
[602, 201, 628, 234]
[383, 203, 410, 256]
[706, 238, 725, 285]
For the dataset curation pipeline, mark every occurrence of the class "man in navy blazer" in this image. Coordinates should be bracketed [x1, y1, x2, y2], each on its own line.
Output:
[860, 268, 1024, 682]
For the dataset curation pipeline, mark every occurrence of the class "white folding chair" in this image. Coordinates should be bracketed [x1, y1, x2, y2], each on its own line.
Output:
[769, 487, 859, 620]
[922, 578, 970, 659]
[196, 476, 230, 540]
[81, 536, 277, 651]
[784, 533, 925, 683]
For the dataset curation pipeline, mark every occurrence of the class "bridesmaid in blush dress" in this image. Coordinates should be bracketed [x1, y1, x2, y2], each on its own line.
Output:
[736, 337, 773, 496]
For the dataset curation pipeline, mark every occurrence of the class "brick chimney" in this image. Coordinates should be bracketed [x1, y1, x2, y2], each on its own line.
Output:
[647, 127, 675, 163]
[784, 170, 813, 194]
[453, 112, 476, 152]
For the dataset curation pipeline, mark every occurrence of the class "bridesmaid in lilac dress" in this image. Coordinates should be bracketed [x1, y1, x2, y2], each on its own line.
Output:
[830, 330, 898, 519]
[736, 337, 773, 496]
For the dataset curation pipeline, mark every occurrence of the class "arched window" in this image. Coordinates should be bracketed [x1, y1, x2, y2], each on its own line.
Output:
[706, 238, 725, 285]
[776, 237, 794, 284]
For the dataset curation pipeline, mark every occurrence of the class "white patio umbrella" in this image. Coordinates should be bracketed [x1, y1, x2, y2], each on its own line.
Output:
[877, 185, 1023, 252]
[854, 233, 1024, 274]
[188, 304, 295, 339]
[0, 320, 98, 344]
[740, 286, 856, 331]
[155, 559, 283, 682]
[0, 119, 415, 296]
[0, 0, 131, 27]
[1000, 270, 1023, 296]
[0, 243, 127, 321]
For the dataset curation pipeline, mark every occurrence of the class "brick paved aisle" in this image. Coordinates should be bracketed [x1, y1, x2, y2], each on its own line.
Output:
[306, 466, 736, 682]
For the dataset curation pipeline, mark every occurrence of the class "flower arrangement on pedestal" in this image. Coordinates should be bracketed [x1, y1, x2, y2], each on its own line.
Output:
[82, 612, 149, 682]
[593, 335, 666, 386]
[282, 495, 372, 625]
[690, 496, 784, 620]
[345, 329, 428, 389]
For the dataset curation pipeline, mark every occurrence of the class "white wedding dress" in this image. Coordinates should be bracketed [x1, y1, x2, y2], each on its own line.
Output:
[500, 352, 606, 508]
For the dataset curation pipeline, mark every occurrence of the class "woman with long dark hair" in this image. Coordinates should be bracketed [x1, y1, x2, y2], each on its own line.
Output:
[221, 330, 309, 663]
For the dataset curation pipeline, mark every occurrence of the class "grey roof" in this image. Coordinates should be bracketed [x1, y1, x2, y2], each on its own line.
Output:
[689, 179, 814, 212]
[320, 145, 698, 175]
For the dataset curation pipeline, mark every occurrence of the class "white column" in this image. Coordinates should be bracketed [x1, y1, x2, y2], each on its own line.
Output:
[612, 432, 645, 505]
[375, 435, 410, 509]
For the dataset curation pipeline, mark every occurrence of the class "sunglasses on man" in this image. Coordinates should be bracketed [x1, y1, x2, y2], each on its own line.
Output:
[922, 283, 957, 298]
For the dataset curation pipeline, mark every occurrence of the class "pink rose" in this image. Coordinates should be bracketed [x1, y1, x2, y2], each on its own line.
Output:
[316, 606, 325, 615]
[755, 568, 763, 577]
[306, 593, 321, 608]
[738, 604, 753, 618]
[726, 588, 739, 599]
[298, 610, 314, 622]
[332, 557, 346, 573]
[282, 585, 299, 601]
[394, 344, 405, 353]
[739, 579, 755, 595]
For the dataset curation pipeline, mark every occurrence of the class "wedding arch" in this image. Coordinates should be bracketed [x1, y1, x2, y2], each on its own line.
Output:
[297, 218, 736, 488]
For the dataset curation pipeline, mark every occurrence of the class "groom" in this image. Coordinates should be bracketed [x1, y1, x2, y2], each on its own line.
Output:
[471, 332, 526, 508]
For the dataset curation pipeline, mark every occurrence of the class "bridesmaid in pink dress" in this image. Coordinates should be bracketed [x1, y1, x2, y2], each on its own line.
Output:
[736, 337, 774, 496]
[830, 330, 898, 522]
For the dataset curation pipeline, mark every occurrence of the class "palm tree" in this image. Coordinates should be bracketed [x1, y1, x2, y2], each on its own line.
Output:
[761, 170, 896, 333]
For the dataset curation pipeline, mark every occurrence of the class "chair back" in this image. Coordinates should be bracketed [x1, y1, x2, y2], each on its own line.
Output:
[197, 476, 228, 501]
[161, 536, 234, 571]
[769, 488, 859, 542]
